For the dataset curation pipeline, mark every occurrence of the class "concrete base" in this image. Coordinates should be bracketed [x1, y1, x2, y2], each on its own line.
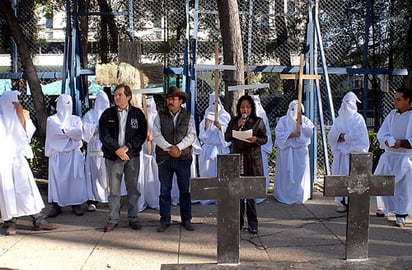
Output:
[162, 256, 412, 270]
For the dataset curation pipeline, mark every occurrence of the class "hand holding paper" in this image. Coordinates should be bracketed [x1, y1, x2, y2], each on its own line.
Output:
[232, 129, 253, 143]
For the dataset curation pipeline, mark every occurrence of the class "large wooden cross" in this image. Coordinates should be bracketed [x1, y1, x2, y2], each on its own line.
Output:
[280, 53, 321, 131]
[324, 153, 394, 260]
[195, 42, 237, 122]
[191, 154, 266, 264]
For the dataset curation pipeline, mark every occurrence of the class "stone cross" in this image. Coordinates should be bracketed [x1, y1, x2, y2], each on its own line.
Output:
[324, 152, 394, 260]
[191, 154, 266, 264]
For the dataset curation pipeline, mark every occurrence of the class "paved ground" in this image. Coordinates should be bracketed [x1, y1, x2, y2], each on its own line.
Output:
[1, 183, 412, 270]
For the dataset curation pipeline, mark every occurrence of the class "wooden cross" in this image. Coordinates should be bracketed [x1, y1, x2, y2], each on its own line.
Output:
[195, 43, 237, 122]
[191, 154, 266, 264]
[280, 53, 321, 131]
[227, 64, 270, 93]
[324, 153, 394, 260]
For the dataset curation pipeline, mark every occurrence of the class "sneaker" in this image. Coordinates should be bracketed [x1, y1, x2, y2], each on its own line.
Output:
[395, 217, 405, 227]
[157, 223, 170, 232]
[129, 221, 142, 230]
[181, 222, 194, 231]
[87, 204, 97, 212]
[336, 205, 347, 213]
[376, 210, 385, 217]
[47, 207, 62, 218]
[104, 223, 118, 232]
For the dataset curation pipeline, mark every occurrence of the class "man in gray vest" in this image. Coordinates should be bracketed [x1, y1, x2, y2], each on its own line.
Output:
[152, 86, 197, 232]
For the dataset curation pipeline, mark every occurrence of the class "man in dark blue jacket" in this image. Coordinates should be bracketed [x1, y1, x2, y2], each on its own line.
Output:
[99, 84, 147, 232]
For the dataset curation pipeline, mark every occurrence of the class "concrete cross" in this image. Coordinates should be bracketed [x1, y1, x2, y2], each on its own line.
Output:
[191, 154, 266, 264]
[324, 152, 394, 260]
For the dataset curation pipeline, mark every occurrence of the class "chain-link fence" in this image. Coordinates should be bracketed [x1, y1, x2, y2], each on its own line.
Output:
[0, 0, 410, 180]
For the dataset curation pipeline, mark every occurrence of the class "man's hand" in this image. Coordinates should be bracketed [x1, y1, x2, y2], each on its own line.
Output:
[115, 145, 130, 161]
[168, 145, 181, 158]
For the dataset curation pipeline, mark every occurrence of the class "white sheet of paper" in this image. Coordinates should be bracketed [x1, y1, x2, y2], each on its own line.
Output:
[232, 129, 253, 143]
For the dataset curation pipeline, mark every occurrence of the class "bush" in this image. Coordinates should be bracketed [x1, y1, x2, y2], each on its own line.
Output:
[29, 136, 48, 179]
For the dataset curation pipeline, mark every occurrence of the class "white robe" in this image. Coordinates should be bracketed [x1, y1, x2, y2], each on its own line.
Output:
[374, 109, 412, 216]
[46, 114, 88, 207]
[274, 115, 314, 204]
[327, 111, 369, 206]
[198, 118, 230, 205]
[140, 96, 160, 210]
[253, 95, 273, 203]
[0, 114, 45, 221]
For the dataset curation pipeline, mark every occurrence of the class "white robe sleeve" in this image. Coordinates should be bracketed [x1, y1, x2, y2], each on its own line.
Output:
[82, 111, 97, 143]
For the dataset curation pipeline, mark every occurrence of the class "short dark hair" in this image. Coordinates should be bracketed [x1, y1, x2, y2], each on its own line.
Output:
[396, 86, 412, 104]
[114, 84, 132, 97]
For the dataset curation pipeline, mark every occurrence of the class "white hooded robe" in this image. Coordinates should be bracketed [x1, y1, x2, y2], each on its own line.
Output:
[0, 91, 45, 221]
[45, 94, 88, 207]
[327, 92, 369, 206]
[274, 100, 314, 204]
[198, 93, 231, 205]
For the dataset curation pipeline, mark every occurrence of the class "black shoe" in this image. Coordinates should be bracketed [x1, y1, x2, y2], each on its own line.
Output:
[157, 223, 170, 232]
[72, 205, 84, 216]
[249, 227, 258, 234]
[104, 223, 118, 232]
[129, 221, 142, 230]
[48, 207, 62, 218]
[4, 224, 16, 236]
[181, 222, 194, 231]
[376, 210, 385, 217]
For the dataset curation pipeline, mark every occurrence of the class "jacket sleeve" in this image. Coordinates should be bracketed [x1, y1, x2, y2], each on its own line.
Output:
[99, 109, 120, 153]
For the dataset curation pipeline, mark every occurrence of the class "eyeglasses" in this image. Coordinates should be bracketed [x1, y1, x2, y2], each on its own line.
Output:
[167, 97, 180, 102]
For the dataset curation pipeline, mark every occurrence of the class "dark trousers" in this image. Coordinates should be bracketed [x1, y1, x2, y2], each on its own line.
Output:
[240, 199, 258, 230]
[158, 159, 192, 224]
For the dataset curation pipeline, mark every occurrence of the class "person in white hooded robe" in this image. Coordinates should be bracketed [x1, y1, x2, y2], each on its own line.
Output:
[252, 95, 273, 204]
[141, 95, 160, 209]
[374, 86, 412, 227]
[83, 91, 127, 211]
[327, 92, 369, 212]
[198, 93, 231, 205]
[0, 91, 57, 235]
[274, 100, 314, 204]
[45, 94, 88, 217]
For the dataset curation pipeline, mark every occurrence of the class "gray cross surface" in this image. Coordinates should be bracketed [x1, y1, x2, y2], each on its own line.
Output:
[191, 154, 266, 264]
[324, 152, 394, 260]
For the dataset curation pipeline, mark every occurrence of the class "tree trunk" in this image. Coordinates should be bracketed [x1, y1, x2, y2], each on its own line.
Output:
[0, 0, 48, 138]
[217, 0, 244, 116]
[406, 17, 412, 90]
[97, 0, 119, 59]
[78, 0, 90, 98]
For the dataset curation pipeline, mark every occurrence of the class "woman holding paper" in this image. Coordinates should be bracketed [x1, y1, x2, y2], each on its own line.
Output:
[224, 94, 267, 234]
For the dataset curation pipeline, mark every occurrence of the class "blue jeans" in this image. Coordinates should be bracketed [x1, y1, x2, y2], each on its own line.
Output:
[158, 159, 192, 224]
[105, 157, 140, 224]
